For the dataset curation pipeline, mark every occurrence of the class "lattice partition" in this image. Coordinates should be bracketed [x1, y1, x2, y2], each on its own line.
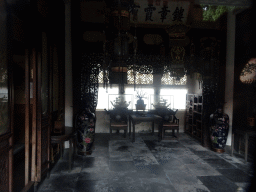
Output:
[84, 53, 191, 111]
[81, 54, 101, 113]
[127, 69, 153, 84]
[161, 72, 187, 85]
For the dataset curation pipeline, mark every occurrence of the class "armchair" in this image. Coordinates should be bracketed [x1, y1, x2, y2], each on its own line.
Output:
[154, 108, 179, 140]
[107, 109, 131, 138]
[161, 114, 179, 140]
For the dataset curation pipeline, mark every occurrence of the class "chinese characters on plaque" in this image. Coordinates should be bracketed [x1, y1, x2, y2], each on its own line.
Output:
[129, 0, 190, 24]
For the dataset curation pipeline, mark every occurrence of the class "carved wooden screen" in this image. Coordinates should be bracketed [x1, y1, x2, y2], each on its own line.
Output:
[161, 72, 187, 85]
[81, 54, 101, 113]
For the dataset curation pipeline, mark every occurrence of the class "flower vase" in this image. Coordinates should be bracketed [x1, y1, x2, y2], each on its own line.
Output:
[86, 142, 93, 152]
[136, 99, 146, 111]
[76, 110, 95, 156]
[210, 110, 229, 153]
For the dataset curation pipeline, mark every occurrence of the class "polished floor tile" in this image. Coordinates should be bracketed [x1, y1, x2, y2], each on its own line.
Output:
[203, 158, 237, 169]
[216, 168, 253, 183]
[38, 133, 254, 192]
[198, 176, 239, 192]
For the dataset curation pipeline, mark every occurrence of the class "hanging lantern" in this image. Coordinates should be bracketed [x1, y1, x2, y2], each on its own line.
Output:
[110, 0, 131, 32]
[108, 1, 133, 88]
[170, 68, 186, 79]
[109, 32, 129, 85]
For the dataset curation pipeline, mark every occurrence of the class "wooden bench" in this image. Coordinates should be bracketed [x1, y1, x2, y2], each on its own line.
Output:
[51, 126, 76, 172]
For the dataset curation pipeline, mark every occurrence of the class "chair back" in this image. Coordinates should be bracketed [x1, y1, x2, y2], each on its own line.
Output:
[109, 109, 129, 122]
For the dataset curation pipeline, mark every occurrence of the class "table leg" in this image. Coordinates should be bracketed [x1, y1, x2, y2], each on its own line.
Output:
[69, 139, 72, 172]
[60, 143, 63, 159]
[239, 135, 241, 154]
[133, 122, 135, 142]
[51, 147, 54, 163]
[129, 117, 131, 138]
[158, 120, 162, 142]
[152, 121, 154, 135]
[245, 133, 248, 163]
[74, 135, 77, 155]
[231, 133, 234, 156]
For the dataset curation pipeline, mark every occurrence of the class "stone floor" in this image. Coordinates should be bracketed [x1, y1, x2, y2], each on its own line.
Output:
[38, 132, 255, 192]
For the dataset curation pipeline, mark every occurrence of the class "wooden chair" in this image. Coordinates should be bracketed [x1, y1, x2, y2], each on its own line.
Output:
[161, 115, 179, 140]
[109, 109, 129, 138]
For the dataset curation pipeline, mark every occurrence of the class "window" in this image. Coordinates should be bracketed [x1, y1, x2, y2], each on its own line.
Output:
[98, 70, 109, 84]
[125, 87, 154, 110]
[160, 88, 187, 109]
[97, 70, 187, 110]
[96, 86, 187, 110]
[96, 85, 119, 110]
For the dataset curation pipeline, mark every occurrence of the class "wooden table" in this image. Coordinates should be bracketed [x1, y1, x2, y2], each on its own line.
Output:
[232, 128, 256, 163]
[51, 126, 76, 172]
[129, 113, 162, 142]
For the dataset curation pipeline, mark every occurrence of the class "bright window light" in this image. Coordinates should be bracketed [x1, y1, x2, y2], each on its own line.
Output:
[125, 87, 154, 110]
[96, 85, 119, 110]
[96, 86, 187, 110]
[160, 88, 187, 109]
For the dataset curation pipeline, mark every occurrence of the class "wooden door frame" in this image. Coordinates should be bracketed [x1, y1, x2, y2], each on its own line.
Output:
[0, 1, 14, 191]
[35, 31, 51, 183]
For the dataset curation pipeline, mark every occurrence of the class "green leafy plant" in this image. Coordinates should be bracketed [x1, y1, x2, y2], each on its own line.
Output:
[201, 5, 237, 21]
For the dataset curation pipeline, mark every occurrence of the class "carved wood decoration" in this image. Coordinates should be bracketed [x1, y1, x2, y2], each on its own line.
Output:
[81, 55, 101, 113]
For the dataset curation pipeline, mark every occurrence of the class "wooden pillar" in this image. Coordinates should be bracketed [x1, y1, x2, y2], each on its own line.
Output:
[153, 74, 162, 105]
[224, 11, 235, 146]
[64, 0, 73, 127]
[25, 49, 30, 185]
[31, 48, 37, 182]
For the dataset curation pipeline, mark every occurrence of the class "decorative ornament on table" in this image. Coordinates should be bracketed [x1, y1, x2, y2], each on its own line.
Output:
[110, 95, 131, 109]
[135, 89, 147, 111]
[152, 97, 171, 109]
